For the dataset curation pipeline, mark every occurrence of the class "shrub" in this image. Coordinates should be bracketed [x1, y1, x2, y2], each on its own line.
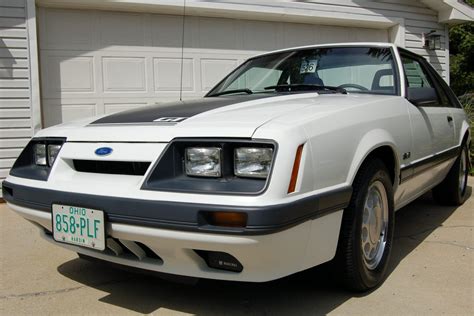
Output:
[459, 93, 474, 174]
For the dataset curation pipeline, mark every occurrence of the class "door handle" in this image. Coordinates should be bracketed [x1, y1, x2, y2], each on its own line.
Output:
[447, 116, 453, 123]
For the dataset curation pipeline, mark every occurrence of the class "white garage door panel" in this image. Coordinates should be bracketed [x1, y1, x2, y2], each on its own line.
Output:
[42, 100, 97, 127]
[243, 21, 279, 51]
[198, 18, 238, 50]
[43, 9, 96, 49]
[201, 59, 239, 91]
[104, 102, 148, 115]
[152, 15, 184, 48]
[103, 57, 146, 92]
[100, 12, 146, 47]
[44, 55, 95, 93]
[40, 50, 245, 98]
[154, 58, 194, 91]
[39, 8, 388, 127]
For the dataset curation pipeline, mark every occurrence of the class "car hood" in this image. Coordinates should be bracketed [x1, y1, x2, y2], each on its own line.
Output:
[36, 93, 395, 142]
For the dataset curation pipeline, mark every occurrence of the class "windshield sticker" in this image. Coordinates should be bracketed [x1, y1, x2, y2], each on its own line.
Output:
[300, 59, 318, 74]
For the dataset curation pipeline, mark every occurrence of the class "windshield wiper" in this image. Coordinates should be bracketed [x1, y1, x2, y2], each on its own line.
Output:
[264, 84, 347, 94]
[207, 88, 253, 97]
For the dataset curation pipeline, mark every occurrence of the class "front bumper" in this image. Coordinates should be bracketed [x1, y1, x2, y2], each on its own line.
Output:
[2, 181, 351, 235]
[7, 202, 343, 282]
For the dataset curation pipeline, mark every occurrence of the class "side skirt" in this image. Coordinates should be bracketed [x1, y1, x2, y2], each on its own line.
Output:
[395, 157, 456, 211]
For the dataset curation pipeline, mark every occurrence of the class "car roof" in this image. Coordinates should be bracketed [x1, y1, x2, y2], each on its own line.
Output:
[251, 42, 398, 59]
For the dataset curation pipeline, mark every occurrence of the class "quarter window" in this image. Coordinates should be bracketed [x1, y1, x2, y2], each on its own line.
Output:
[425, 64, 460, 108]
[402, 57, 433, 88]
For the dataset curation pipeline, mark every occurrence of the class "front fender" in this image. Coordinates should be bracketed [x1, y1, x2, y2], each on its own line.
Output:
[346, 129, 400, 186]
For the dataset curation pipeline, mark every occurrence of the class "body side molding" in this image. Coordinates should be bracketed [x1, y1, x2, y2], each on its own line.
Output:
[399, 146, 460, 184]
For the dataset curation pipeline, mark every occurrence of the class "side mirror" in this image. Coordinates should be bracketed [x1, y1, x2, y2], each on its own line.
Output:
[407, 87, 438, 106]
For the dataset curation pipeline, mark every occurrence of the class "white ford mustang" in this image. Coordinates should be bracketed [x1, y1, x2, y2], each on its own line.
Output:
[2, 43, 470, 291]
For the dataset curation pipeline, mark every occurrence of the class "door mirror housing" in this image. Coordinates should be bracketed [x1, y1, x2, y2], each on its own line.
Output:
[407, 87, 438, 106]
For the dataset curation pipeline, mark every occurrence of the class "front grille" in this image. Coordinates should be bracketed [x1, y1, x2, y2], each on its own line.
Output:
[42, 231, 163, 265]
[73, 160, 151, 176]
[108, 238, 163, 262]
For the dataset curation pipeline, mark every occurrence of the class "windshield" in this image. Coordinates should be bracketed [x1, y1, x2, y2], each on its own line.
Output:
[207, 46, 398, 96]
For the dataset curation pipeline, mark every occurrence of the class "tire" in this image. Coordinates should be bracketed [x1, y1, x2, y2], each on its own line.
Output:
[432, 143, 470, 206]
[335, 158, 395, 292]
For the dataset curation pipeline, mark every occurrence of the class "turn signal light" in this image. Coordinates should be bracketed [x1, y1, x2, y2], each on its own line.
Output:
[288, 144, 304, 193]
[206, 211, 247, 228]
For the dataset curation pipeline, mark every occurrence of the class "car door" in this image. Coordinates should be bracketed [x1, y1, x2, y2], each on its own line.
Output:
[423, 61, 464, 149]
[400, 53, 455, 158]
[394, 50, 458, 209]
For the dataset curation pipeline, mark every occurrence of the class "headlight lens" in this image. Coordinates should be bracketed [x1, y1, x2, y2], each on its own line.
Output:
[34, 144, 47, 166]
[47, 144, 62, 166]
[185, 147, 222, 177]
[34, 143, 62, 167]
[234, 147, 273, 178]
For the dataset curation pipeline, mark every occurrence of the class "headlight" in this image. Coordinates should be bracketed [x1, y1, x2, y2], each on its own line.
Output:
[47, 144, 62, 166]
[234, 147, 273, 178]
[34, 144, 47, 166]
[10, 137, 66, 181]
[185, 147, 222, 177]
[34, 143, 62, 167]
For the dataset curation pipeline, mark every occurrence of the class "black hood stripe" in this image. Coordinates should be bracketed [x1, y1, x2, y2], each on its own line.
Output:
[90, 95, 272, 125]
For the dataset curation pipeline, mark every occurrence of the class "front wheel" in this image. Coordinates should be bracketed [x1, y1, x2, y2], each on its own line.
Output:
[335, 158, 395, 291]
[433, 143, 470, 206]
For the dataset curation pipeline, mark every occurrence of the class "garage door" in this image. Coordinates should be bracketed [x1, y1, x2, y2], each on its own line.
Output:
[38, 8, 388, 127]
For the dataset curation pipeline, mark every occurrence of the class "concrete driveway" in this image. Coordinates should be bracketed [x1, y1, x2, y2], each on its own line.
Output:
[1, 179, 473, 315]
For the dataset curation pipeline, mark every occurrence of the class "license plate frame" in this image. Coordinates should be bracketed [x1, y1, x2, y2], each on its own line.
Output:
[52, 204, 106, 251]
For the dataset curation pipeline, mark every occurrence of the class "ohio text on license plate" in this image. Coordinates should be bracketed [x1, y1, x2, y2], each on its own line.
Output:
[52, 204, 105, 251]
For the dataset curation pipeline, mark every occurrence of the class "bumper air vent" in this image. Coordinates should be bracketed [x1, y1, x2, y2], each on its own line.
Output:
[194, 250, 243, 273]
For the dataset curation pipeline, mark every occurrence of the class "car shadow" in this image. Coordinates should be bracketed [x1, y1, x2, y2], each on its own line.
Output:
[57, 186, 471, 315]
[388, 186, 472, 275]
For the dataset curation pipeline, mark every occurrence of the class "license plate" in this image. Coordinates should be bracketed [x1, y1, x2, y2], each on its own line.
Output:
[52, 204, 105, 251]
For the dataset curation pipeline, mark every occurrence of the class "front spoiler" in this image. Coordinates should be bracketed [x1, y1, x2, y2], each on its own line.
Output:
[8, 202, 344, 282]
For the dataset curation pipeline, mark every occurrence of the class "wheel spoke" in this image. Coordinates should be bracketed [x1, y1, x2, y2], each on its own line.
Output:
[361, 181, 389, 270]
[362, 226, 369, 242]
[363, 207, 369, 223]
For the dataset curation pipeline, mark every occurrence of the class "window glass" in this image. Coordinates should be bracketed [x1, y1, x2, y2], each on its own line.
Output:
[426, 64, 459, 108]
[209, 47, 398, 96]
[227, 67, 283, 91]
[402, 57, 433, 88]
[318, 64, 393, 91]
[435, 81, 451, 106]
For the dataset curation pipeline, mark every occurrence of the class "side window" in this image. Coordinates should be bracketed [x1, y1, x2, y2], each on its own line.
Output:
[401, 57, 433, 88]
[433, 78, 452, 107]
[425, 63, 460, 108]
[401, 54, 443, 107]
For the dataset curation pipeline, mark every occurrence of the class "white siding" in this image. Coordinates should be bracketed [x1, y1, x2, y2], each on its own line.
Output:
[0, 0, 34, 192]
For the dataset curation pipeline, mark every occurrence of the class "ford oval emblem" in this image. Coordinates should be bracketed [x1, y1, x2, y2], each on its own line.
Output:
[95, 147, 113, 156]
